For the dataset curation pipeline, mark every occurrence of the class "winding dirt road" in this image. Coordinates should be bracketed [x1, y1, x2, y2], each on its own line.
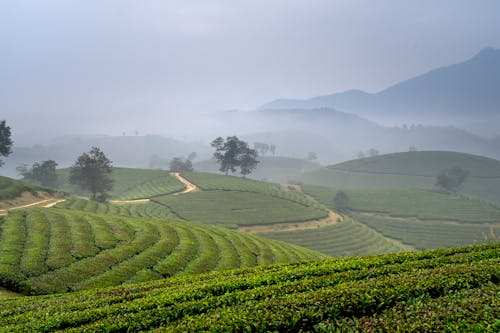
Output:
[0, 198, 66, 216]
[171, 172, 199, 195]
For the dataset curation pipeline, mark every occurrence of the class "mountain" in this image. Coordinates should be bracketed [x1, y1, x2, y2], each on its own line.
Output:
[260, 48, 500, 136]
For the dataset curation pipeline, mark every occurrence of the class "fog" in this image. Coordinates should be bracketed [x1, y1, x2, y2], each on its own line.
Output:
[1, 1, 500, 177]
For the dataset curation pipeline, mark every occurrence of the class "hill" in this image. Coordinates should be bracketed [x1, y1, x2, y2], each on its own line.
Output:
[0, 176, 61, 213]
[56, 167, 184, 199]
[300, 151, 500, 203]
[0, 243, 498, 331]
[195, 155, 321, 182]
[0, 206, 324, 295]
[261, 47, 500, 137]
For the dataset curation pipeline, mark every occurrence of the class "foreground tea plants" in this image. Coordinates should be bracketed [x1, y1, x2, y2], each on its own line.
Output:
[0, 207, 323, 295]
[0, 243, 498, 332]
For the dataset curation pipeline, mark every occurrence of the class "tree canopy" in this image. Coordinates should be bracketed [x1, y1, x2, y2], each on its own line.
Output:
[0, 120, 13, 167]
[17, 160, 58, 188]
[169, 157, 194, 172]
[69, 147, 113, 200]
[211, 136, 259, 176]
[436, 166, 469, 192]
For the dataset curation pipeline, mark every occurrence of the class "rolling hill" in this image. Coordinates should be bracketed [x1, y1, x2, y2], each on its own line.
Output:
[1, 243, 498, 331]
[299, 151, 500, 203]
[0, 206, 324, 295]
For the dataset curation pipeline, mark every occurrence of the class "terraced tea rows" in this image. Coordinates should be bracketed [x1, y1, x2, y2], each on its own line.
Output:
[354, 212, 500, 249]
[183, 172, 327, 210]
[0, 208, 324, 294]
[115, 174, 185, 200]
[153, 191, 328, 228]
[1, 243, 498, 332]
[258, 218, 411, 257]
[57, 198, 177, 219]
[303, 185, 500, 222]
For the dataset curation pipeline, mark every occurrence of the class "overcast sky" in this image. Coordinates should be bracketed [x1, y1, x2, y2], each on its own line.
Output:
[1, 0, 500, 143]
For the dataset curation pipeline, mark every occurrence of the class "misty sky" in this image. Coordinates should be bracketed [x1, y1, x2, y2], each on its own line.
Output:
[1, 0, 500, 144]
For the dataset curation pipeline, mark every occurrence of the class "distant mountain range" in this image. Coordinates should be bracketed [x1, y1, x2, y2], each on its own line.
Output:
[260, 47, 500, 137]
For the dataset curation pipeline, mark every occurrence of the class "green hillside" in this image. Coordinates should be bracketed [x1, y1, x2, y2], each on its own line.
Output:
[1, 243, 498, 332]
[0, 207, 324, 295]
[299, 151, 500, 203]
[195, 156, 321, 182]
[56, 168, 184, 199]
[0, 176, 42, 200]
[299, 185, 500, 250]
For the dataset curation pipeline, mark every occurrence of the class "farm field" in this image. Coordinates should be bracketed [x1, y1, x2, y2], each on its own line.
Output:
[0, 243, 498, 332]
[299, 151, 500, 203]
[152, 190, 328, 228]
[56, 168, 184, 199]
[0, 207, 324, 295]
[259, 217, 412, 257]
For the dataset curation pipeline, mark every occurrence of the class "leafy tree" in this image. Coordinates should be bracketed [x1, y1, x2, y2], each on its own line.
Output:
[169, 157, 193, 172]
[333, 191, 349, 212]
[70, 147, 113, 200]
[0, 120, 13, 167]
[436, 166, 469, 192]
[187, 152, 197, 161]
[211, 136, 259, 176]
[18, 160, 58, 188]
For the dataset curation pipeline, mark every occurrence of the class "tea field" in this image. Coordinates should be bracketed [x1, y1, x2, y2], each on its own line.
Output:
[0, 243, 498, 332]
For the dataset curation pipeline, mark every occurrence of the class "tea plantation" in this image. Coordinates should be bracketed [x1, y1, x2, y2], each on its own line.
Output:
[0, 243, 498, 332]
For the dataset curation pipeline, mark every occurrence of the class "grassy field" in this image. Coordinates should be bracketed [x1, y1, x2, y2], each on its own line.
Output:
[0, 207, 324, 295]
[153, 191, 328, 228]
[0, 243, 498, 332]
[0, 176, 42, 200]
[259, 217, 412, 257]
[299, 151, 500, 203]
[56, 168, 184, 199]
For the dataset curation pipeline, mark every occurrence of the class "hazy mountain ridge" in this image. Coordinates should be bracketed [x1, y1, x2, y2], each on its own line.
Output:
[260, 47, 500, 136]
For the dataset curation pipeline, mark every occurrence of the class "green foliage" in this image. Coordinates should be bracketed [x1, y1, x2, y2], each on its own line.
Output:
[211, 136, 259, 176]
[0, 176, 41, 200]
[19, 160, 59, 188]
[0, 243, 498, 331]
[0, 120, 13, 167]
[436, 166, 469, 192]
[0, 206, 324, 295]
[69, 147, 113, 200]
[333, 190, 349, 212]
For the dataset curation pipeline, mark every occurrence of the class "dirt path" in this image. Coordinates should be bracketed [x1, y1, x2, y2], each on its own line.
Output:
[109, 199, 150, 204]
[0, 198, 66, 216]
[171, 172, 200, 195]
[238, 210, 342, 233]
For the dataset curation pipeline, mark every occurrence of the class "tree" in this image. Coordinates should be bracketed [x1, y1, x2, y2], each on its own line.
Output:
[436, 166, 469, 192]
[307, 152, 318, 161]
[169, 157, 193, 172]
[18, 160, 58, 188]
[333, 191, 349, 213]
[367, 148, 379, 157]
[211, 136, 259, 176]
[0, 120, 13, 167]
[187, 152, 197, 161]
[69, 147, 113, 200]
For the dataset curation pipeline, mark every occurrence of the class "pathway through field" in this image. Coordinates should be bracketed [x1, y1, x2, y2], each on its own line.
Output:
[238, 210, 342, 233]
[171, 172, 200, 194]
[0, 198, 66, 216]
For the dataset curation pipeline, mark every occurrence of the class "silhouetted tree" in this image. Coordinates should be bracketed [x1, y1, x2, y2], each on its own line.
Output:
[211, 136, 259, 176]
[0, 120, 13, 167]
[70, 147, 113, 201]
[436, 166, 469, 192]
[169, 157, 193, 172]
[333, 191, 349, 212]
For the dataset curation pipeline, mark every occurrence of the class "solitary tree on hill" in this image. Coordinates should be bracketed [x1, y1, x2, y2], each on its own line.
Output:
[0, 120, 13, 167]
[333, 191, 349, 213]
[436, 166, 469, 192]
[169, 157, 193, 172]
[211, 136, 259, 176]
[70, 147, 113, 201]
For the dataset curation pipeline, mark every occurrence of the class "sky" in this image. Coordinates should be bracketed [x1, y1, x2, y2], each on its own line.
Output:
[1, 0, 500, 144]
